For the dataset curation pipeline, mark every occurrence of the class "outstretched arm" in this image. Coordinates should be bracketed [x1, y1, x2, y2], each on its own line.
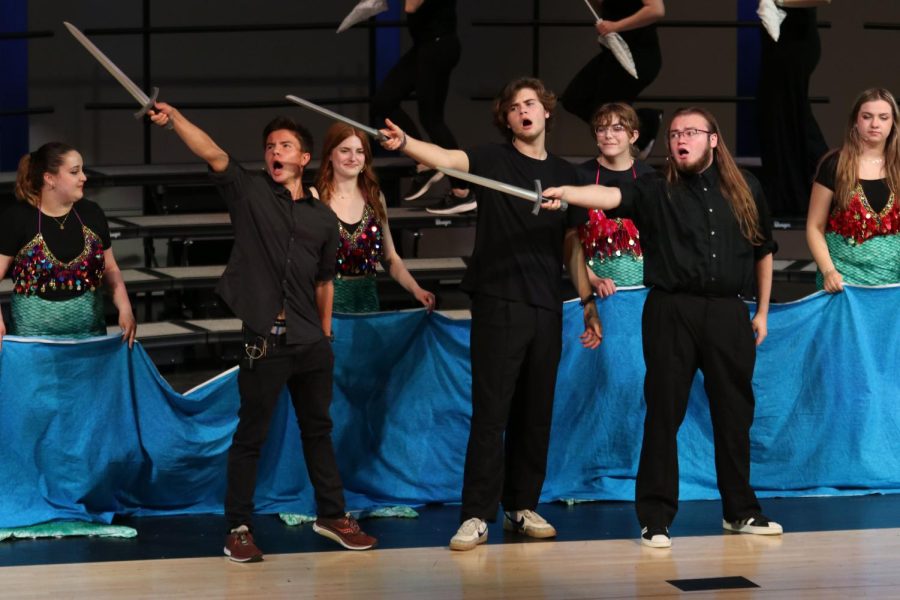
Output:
[379, 118, 469, 172]
[542, 184, 623, 211]
[148, 102, 229, 173]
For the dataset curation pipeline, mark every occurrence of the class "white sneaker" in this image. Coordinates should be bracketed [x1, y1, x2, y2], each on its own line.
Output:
[723, 515, 783, 536]
[641, 526, 672, 548]
[450, 517, 488, 551]
[503, 509, 557, 538]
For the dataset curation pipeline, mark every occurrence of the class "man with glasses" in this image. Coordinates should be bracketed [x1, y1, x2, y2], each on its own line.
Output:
[541, 107, 782, 549]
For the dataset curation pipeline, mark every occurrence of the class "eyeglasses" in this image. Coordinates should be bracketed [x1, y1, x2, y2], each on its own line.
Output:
[668, 128, 712, 141]
[595, 123, 629, 135]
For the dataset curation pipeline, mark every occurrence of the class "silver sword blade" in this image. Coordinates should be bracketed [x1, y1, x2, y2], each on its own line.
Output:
[435, 166, 568, 213]
[63, 21, 160, 120]
[285, 94, 386, 141]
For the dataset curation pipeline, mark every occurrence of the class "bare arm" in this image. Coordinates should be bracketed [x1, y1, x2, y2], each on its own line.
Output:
[379, 198, 436, 311]
[806, 182, 843, 293]
[316, 280, 334, 338]
[405, 0, 425, 12]
[0, 254, 11, 351]
[565, 229, 603, 349]
[103, 248, 137, 348]
[148, 102, 229, 172]
[379, 119, 469, 172]
[596, 0, 665, 35]
[542, 184, 623, 211]
[752, 253, 773, 346]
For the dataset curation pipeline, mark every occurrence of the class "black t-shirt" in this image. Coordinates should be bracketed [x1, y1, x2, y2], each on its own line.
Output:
[0, 199, 111, 300]
[408, 0, 457, 44]
[577, 158, 656, 186]
[462, 143, 588, 312]
[209, 160, 339, 344]
[815, 151, 891, 213]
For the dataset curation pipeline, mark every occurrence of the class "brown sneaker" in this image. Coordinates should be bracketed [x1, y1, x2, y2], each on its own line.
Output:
[313, 514, 377, 550]
[224, 525, 263, 562]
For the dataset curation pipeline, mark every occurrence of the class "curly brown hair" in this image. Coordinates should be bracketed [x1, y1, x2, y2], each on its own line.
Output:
[492, 77, 557, 141]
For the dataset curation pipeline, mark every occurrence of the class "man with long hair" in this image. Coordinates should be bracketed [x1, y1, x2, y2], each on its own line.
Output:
[379, 77, 602, 551]
[542, 107, 782, 549]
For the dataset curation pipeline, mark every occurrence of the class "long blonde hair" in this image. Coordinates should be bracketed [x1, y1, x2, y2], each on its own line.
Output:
[14, 142, 76, 208]
[315, 122, 386, 223]
[824, 88, 900, 210]
[665, 107, 763, 245]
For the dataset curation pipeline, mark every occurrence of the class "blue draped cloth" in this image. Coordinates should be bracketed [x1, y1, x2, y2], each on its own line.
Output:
[1, 286, 898, 527]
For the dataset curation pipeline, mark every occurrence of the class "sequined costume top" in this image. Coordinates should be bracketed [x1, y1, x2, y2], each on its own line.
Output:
[7, 207, 106, 298]
[815, 153, 900, 287]
[335, 202, 384, 278]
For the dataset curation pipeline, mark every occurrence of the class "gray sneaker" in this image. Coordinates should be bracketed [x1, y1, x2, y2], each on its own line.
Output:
[450, 517, 488, 551]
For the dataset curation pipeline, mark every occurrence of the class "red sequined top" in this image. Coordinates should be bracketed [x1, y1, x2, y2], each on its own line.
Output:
[335, 203, 384, 277]
[12, 209, 106, 296]
[827, 185, 899, 245]
[578, 163, 643, 261]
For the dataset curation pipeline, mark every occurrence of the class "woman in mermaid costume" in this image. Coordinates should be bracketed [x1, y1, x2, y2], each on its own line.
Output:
[807, 88, 900, 291]
[315, 122, 435, 313]
[0, 142, 135, 345]
[577, 103, 655, 298]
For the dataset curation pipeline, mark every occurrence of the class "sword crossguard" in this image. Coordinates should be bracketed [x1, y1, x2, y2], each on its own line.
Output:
[135, 87, 173, 130]
[532, 180, 543, 215]
[532, 180, 568, 214]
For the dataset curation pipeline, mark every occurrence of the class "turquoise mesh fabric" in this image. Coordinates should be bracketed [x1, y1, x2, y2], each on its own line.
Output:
[10, 291, 105, 337]
[333, 277, 380, 313]
[588, 255, 644, 287]
[817, 233, 900, 289]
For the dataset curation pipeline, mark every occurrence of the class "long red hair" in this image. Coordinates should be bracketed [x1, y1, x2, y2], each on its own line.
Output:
[315, 123, 386, 223]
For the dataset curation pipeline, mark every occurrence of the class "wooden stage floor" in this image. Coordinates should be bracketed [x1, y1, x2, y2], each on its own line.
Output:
[4, 496, 900, 598]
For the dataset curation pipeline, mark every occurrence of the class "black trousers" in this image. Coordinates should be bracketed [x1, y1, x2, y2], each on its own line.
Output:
[757, 8, 828, 217]
[460, 295, 562, 522]
[370, 34, 463, 187]
[560, 39, 662, 123]
[636, 289, 762, 528]
[225, 332, 345, 530]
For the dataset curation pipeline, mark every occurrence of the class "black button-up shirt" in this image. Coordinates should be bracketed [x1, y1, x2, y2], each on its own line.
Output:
[210, 160, 339, 344]
[608, 164, 777, 297]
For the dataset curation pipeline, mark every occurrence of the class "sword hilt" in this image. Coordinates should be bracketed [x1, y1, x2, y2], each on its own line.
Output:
[532, 179, 567, 214]
[135, 87, 173, 130]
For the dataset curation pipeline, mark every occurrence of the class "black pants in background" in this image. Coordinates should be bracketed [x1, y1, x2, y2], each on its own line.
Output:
[371, 34, 462, 188]
[460, 295, 562, 522]
[225, 333, 345, 530]
[636, 289, 762, 529]
[757, 7, 828, 217]
[561, 38, 662, 145]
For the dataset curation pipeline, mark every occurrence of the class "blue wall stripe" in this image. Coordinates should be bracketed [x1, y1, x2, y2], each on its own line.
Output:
[736, 0, 761, 157]
[0, 0, 29, 171]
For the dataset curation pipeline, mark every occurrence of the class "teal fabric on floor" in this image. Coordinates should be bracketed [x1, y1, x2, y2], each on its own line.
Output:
[1, 285, 899, 528]
[0, 521, 136, 541]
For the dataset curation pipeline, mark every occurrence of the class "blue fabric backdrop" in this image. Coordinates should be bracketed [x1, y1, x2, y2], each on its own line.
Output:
[1, 286, 898, 527]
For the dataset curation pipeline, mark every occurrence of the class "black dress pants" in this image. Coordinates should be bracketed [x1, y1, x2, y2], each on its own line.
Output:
[635, 289, 762, 528]
[225, 333, 345, 530]
[460, 295, 562, 522]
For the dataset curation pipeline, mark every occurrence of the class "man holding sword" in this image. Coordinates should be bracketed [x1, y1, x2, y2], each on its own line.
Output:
[379, 76, 603, 551]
